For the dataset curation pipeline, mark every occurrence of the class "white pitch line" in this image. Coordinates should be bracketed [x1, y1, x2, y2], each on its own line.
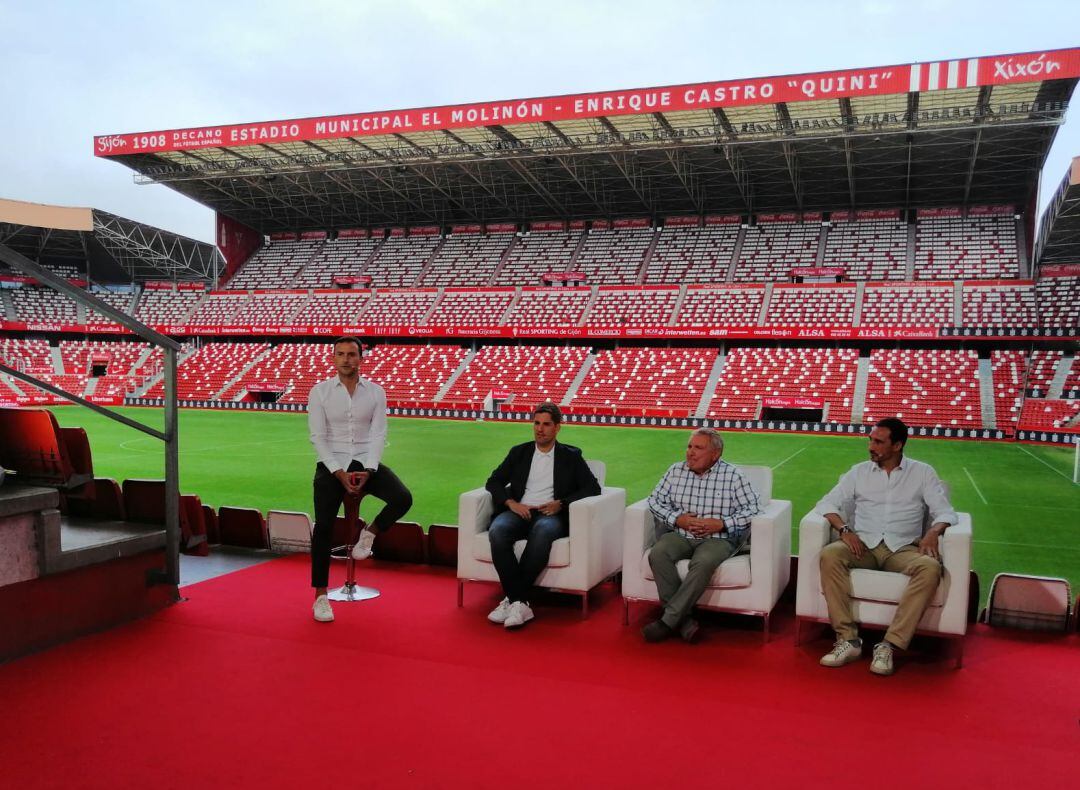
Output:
[963, 466, 988, 505]
[771, 445, 808, 470]
[1016, 444, 1076, 484]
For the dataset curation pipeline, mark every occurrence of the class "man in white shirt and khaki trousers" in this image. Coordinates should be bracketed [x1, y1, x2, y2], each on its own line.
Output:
[307, 337, 413, 623]
[816, 417, 957, 675]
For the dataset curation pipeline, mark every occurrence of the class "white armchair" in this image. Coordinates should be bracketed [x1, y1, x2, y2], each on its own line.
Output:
[457, 460, 626, 617]
[795, 502, 973, 667]
[621, 465, 792, 641]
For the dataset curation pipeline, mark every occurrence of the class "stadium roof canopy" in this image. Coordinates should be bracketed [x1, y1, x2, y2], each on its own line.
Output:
[1035, 155, 1080, 270]
[97, 47, 1080, 234]
[0, 198, 220, 281]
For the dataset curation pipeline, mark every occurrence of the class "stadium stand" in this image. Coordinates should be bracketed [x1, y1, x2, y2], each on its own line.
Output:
[426, 289, 515, 326]
[863, 349, 982, 427]
[1036, 275, 1080, 327]
[293, 236, 382, 289]
[290, 290, 370, 326]
[860, 282, 954, 327]
[822, 213, 908, 280]
[11, 287, 79, 324]
[672, 285, 764, 327]
[990, 349, 1027, 431]
[504, 288, 591, 326]
[570, 347, 715, 414]
[574, 227, 653, 285]
[145, 342, 269, 399]
[268, 343, 336, 404]
[733, 218, 820, 282]
[134, 288, 203, 325]
[358, 344, 468, 403]
[1026, 349, 1063, 392]
[493, 229, 584, 286]
[962, 281, 1038, 327]
[915, 214, 1020, 280]
[231, 291, 308, 325]
[705, 347, 859, 422]
[440, 345, 589, 408]
[1018, 398, 1080, 429]
[360, 289, 439, 325]
[186, 292, 251, 326]
[644, 222, 739, 284]
[0, 337, 54, 377]
[363, 234, 441, 287]
[763, 285, 857, 327]
[586, 287, 679, 326]
[419, 232, 513, 287]
[85, 291, 135, 328]
[225, 239, 323, 290]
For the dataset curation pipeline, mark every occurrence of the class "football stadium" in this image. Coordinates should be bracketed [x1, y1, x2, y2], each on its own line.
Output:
[1, 39, 1079, 788]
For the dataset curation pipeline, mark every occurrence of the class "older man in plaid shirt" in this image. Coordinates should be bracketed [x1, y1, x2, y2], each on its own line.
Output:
[642, 428, 761, 643]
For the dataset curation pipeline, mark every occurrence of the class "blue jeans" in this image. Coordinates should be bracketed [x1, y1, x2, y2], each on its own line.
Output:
[488, 510, 568, 603]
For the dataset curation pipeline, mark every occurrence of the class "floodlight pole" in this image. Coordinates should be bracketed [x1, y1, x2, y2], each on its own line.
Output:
[0, 242, 183, 587]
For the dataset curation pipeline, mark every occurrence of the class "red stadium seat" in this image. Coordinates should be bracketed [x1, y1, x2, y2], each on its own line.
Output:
[218, 506, 268, 549]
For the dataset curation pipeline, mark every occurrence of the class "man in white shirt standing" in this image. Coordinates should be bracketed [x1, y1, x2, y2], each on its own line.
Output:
[815, 417, 957, 675]
[483, 402, 600, 629]
[308, 337, 413, 623]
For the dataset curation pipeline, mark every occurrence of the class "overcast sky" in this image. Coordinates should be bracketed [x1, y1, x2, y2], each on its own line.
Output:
[2, 0, 1078, 243]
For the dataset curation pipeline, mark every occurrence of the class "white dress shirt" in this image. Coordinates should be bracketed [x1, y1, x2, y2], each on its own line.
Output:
[816, 456, 958, 551]
[520, 446, 555, 506]
[307, 376, 388, 473]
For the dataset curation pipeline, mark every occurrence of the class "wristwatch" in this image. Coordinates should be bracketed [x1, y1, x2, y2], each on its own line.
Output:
[838, 524, 852, 535]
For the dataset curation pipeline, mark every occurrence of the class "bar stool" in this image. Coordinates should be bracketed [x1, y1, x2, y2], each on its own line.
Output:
[328, 473, 380, 603]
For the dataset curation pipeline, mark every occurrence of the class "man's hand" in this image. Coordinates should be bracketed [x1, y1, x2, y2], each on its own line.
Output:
[675, 513, 724, 537]
[918, 525, 947, 559]
[840, 530, 866, 559]
[335, 469, 363, 496]
[537, 500, 563, 516]
[506, 499, 532, 520]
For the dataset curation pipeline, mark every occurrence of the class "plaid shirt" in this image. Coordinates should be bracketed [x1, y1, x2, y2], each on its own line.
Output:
[647, 459, 761, 542]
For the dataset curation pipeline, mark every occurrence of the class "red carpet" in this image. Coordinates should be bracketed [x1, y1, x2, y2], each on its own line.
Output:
[1, 555, 1077, 789]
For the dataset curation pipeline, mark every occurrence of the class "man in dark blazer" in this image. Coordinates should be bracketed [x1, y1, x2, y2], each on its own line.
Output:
[483, 401, 601, 629]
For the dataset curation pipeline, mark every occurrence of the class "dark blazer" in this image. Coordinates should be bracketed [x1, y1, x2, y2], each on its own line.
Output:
[485, 441, 601, 526]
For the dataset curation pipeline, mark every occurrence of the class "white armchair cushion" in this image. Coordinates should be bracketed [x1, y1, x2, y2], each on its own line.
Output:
[472, 533, 572, 567]
[641, 550, 751, 588]
[850, 568, 946, 607]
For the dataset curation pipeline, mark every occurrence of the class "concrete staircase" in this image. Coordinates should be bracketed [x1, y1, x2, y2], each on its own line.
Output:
[434, 349, 475, 401]
[1047, 352, 1074, 399]
[561, 352, 596, 405]
[211, 346, 275, 400]
[695, 349, 727, 418]
[850, 352, 872, 424]
[978, 356, 996, 428]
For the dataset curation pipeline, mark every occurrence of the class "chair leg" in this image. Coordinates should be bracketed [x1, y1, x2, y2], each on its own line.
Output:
[623, 598, 630, 626]
[762, 612, 770, 644]
[457, 580, 463, 608]
[795, 617, 803, 646]
[954, 636, 964, 669]
[581, 591, 589, 619]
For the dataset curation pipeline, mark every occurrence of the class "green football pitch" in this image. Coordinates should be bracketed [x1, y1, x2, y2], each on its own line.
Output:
[51, 406, 1080, 599]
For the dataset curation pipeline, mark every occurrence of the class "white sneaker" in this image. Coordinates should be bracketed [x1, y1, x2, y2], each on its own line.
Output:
[870, 642, 895, 676]
[313, 595, 334, 623]
[819, 638, 862, 667]
[488, 597, 513, 624]
[351, 529, 376, 560]
[503, 601, 534, 629]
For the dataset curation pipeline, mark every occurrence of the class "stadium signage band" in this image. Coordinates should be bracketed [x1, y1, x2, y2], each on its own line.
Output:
[1, 318, 1074, 340]
[94, 47, 1080, 157]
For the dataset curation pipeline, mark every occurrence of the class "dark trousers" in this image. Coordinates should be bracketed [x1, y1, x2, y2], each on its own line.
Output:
[488, 510, 568, 603]
[311, 461, 413, 588]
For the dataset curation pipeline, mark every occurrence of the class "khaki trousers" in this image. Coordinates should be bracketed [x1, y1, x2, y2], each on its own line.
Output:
[819, 539, 942, 650]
